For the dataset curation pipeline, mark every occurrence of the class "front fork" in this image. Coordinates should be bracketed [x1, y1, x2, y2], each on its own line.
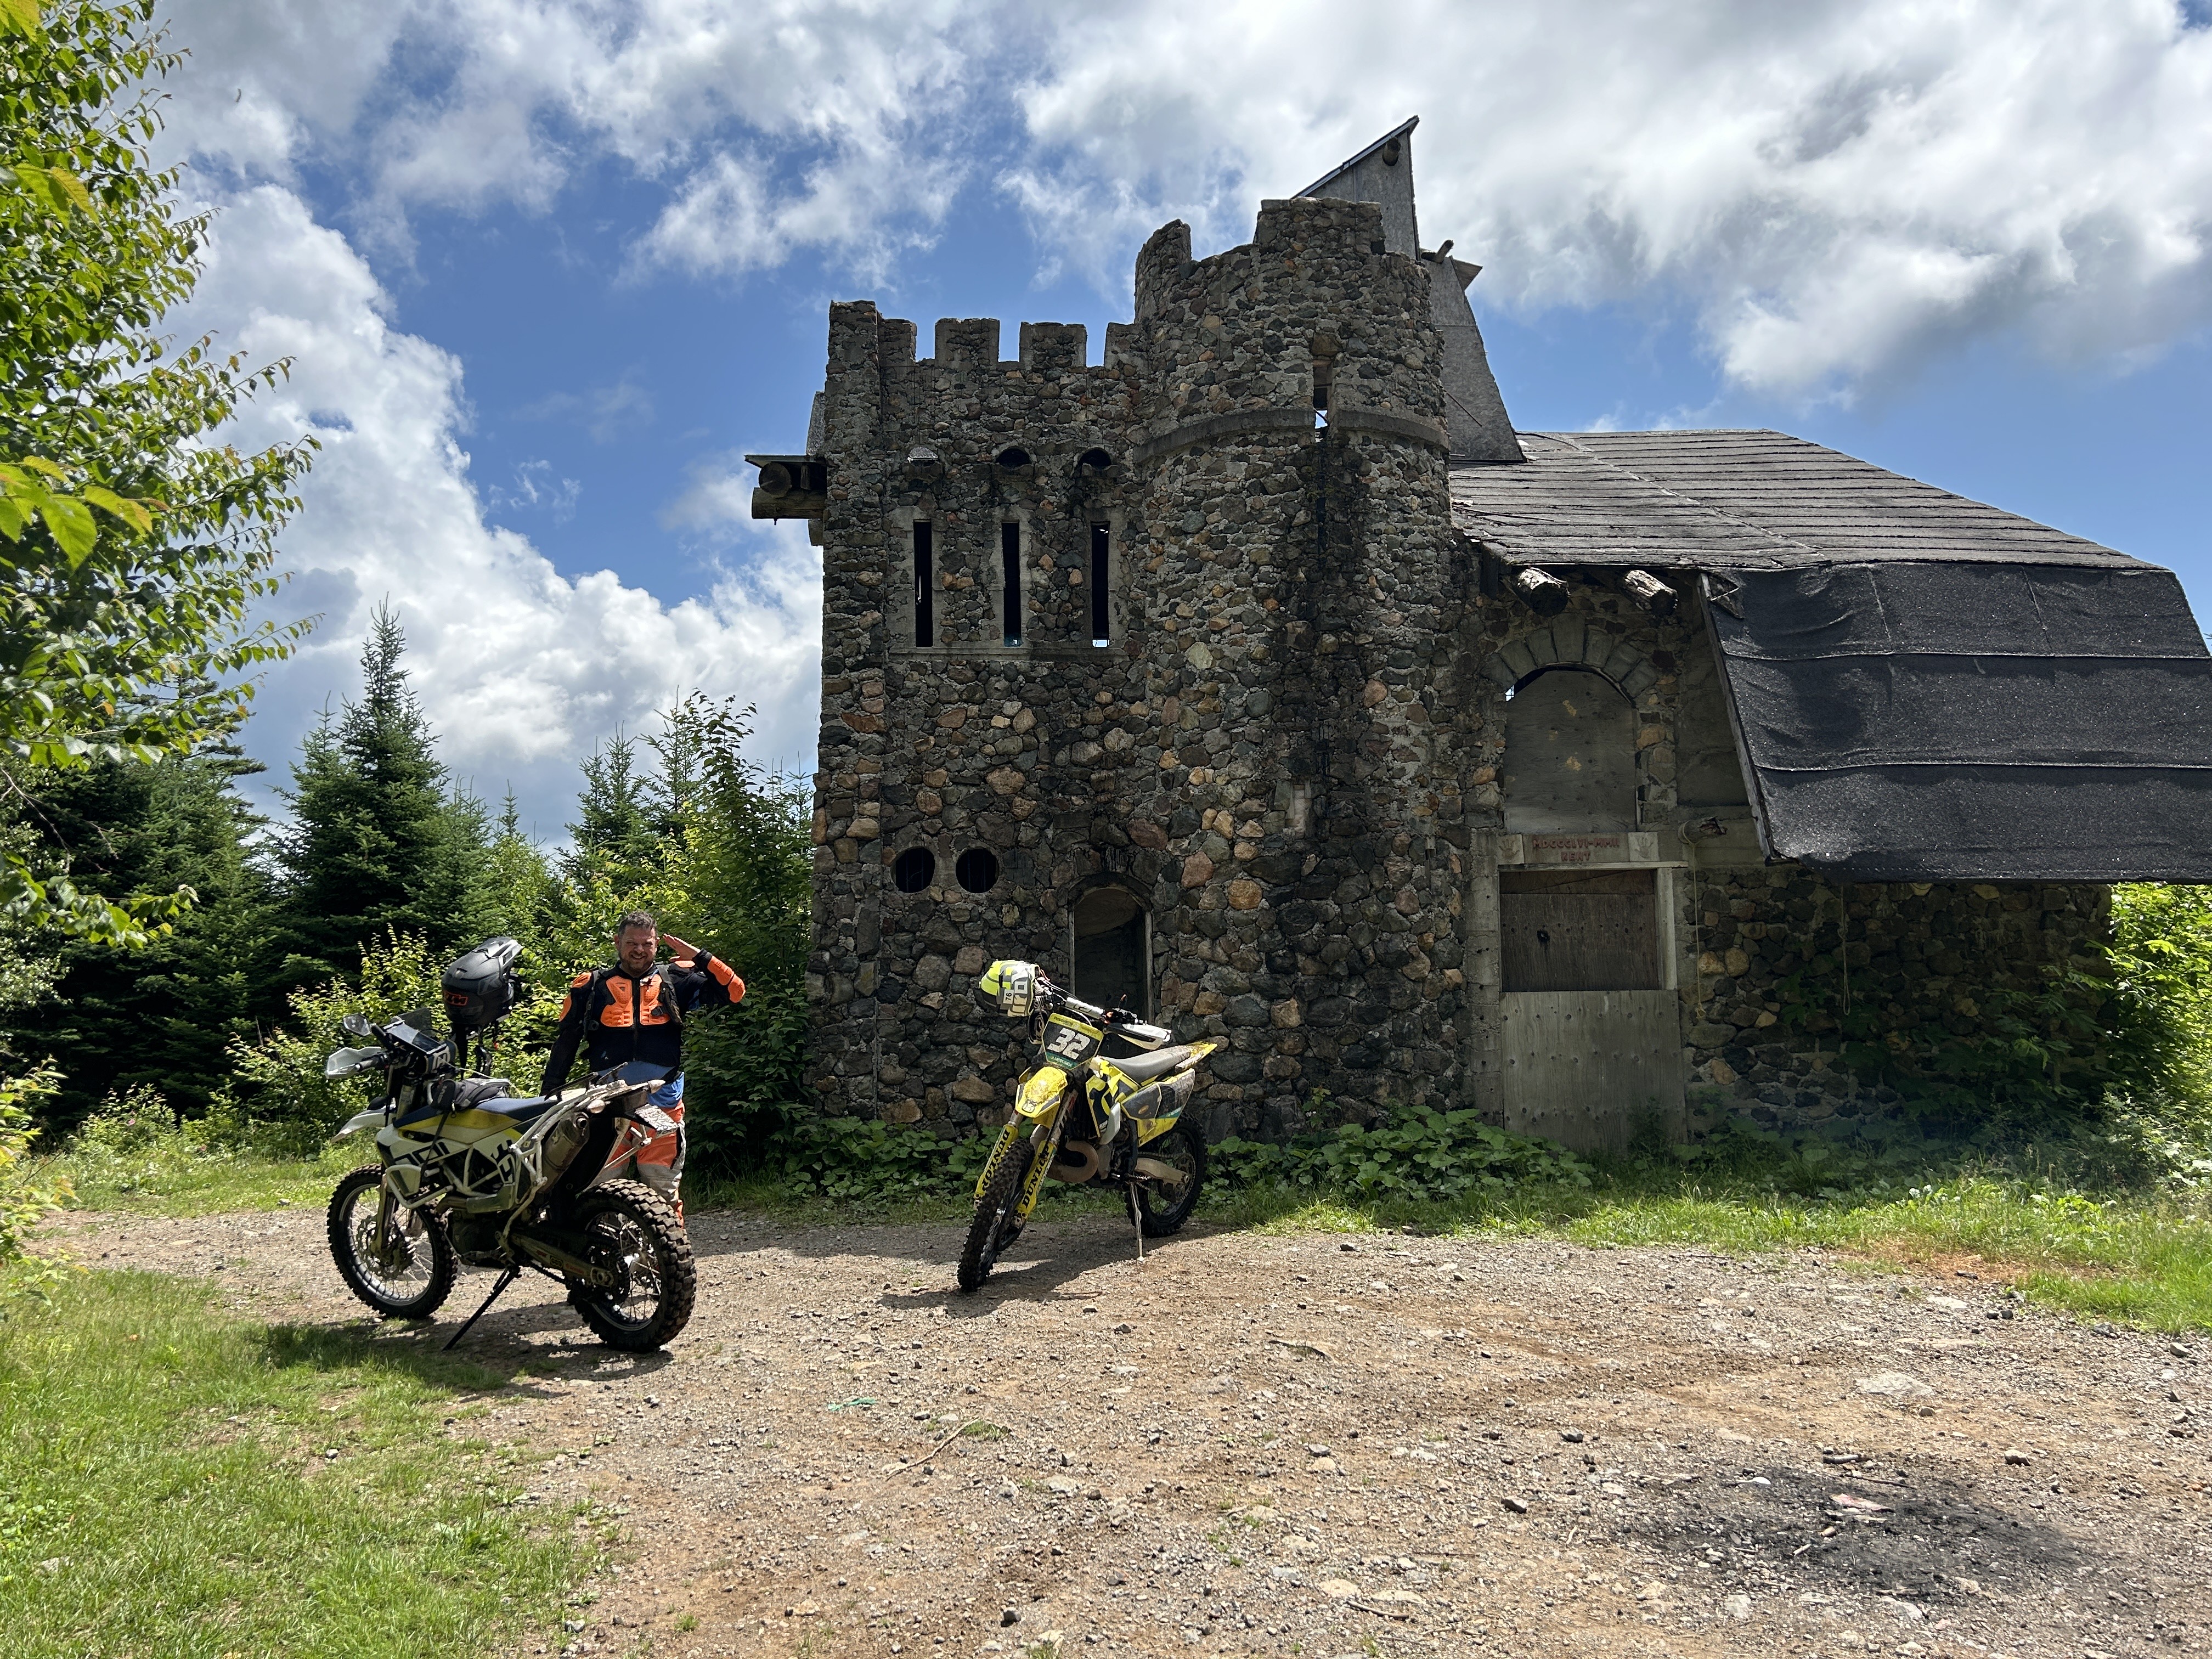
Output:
[973, 1078, 1073, 1229]
[370, 1187, 401, 1273]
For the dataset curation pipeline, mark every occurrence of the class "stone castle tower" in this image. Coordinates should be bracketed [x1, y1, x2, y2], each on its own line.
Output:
[775, 120, 1508, 1141]
[760, 119, 2132, 1147]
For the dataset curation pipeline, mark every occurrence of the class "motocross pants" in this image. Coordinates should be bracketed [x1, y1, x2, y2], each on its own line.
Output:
[603, 1076, 686, 1225]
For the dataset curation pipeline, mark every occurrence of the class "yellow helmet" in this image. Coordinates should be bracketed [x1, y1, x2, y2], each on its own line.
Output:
[977, 958, 1038, 1016]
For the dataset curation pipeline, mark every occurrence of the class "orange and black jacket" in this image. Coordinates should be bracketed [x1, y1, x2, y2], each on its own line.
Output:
[540, 952, 744, 1094]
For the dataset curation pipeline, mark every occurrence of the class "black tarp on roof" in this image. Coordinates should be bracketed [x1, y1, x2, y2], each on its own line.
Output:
[1705, 561, 2212, 882]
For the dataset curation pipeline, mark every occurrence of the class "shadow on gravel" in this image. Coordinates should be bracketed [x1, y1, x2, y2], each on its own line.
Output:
[260, 1285, 679, 1393]
[1628, 1462, 2081, 1602]
[691, 1209, 1217, 1314]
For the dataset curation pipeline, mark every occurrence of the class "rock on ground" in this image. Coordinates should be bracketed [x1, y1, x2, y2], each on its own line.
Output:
[65, 1206, 2212, 1657]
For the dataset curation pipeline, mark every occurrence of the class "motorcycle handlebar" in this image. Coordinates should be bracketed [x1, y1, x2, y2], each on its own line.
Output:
[1032, 976, 1133, 1028]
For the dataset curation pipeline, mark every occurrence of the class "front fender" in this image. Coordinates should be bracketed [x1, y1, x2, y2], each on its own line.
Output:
[336, 1108, 385, 1138]
[1013, 1067, 1066, 1121]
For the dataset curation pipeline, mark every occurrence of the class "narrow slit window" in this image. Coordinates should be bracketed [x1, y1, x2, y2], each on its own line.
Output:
[1090, 523, 1110, 646]
[912, 521, 934, 648]
[1000, 521, 1022, 647]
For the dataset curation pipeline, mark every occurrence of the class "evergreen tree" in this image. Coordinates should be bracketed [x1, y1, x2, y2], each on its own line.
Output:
[644, 699, 706, 843]
[562, 731, 659, 893]
[265, 606, 489, 988]
[3, 746, 268, 1121]
[482, 788, 557, 946]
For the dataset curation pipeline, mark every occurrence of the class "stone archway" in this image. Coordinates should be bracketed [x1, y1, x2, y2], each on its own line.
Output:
[1070, 884, 1149, 1017]
[1481, 616, 1663, 700]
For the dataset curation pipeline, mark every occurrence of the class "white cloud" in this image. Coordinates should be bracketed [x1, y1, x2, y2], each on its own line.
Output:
[1007, 0, 2212, 397]
[163, 0, 986, 278]
[165, 1, 2212, 397]
[183, 186, 821, 840]
[487, 460, 583, 524]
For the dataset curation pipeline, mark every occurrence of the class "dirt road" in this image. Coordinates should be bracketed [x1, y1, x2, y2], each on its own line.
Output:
[71, 1203, 2212, 1657]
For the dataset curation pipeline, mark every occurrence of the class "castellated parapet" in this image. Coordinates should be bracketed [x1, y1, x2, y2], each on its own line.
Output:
[806, 195, 1473, 1139]
[791, 163, 2137, 1149]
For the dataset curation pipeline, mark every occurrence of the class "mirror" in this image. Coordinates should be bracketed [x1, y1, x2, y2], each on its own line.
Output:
[340, 1013, 373, 1038]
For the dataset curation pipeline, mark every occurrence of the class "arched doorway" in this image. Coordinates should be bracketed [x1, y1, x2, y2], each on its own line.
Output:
[1070, 885, 1148, 1016]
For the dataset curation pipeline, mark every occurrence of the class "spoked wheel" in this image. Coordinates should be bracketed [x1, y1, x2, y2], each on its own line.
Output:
[1127, 1120, 1207, 1238]
[957, 1135, 1036, 1294]
[328, 1164, 455, 1319]
[565, 1180, 696, 1351]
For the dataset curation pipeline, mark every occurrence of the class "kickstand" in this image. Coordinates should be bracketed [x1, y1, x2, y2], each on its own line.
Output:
[1130, 1183, 1146, 1267]
[442, 1267, 520, 1351]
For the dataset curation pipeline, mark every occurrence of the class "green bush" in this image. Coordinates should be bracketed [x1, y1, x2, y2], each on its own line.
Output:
[225, 929, 547, 1154]
[0, 1068, 71, 1305]
[1214, 1099, 1592, 1204]
[53, 1081, 247, 1201]
[2109, 883, 2212, 1110]
[763, 1113, 992, 1204]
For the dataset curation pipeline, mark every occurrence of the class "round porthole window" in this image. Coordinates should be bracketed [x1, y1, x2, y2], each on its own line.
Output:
[891, 847, 935, 894]
[955, 848, 1001, 894]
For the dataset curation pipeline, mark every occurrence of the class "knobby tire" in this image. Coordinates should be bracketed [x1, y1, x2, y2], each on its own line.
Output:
[327, 1163, 456, 1320]
[566, 1178, 697, 1351]
[957, 1136, 1035, 1293]
[1127, 1119, 1207, 1237]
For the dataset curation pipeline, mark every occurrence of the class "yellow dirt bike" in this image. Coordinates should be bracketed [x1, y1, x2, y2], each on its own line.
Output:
[957, 960, 1216, 1292]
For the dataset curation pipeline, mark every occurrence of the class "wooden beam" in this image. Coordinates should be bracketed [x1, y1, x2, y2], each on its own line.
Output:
[1623, 568, 1677, 617]
[1513, 566, 1570, 617]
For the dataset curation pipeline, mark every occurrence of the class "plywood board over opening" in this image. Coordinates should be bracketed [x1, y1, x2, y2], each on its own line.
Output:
[1500, 868, 1660, 992]
[1500, 990, 1685, 1152]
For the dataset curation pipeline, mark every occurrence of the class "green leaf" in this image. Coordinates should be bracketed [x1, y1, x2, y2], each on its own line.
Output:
[12, 163, 76, 213]
[80, 483, 156, 534]
[0, 0, 40, 38]
[37, 493, 97, 564]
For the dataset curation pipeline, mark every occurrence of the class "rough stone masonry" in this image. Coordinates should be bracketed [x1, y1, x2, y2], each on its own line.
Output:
[765, 155, 2130, 1149]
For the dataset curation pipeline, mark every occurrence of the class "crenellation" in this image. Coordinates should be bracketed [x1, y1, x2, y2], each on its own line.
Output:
[778, 126, 2150, 1150]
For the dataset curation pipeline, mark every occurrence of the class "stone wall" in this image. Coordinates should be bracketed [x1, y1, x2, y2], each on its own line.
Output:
[1680, 869, 2113, 1128]
[806, 195, 1474, 1137]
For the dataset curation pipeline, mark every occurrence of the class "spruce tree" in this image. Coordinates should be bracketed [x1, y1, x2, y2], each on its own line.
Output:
[562, 731, 659, 893]
[3, 745, 268, 1121]
[265, 606, 488, 987]
[482, 788, 556, 946]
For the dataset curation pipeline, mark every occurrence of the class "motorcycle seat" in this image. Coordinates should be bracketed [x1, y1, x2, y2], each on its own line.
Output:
[1103, 1044, 1198, 1083]
[477, 1093, 558, 1122]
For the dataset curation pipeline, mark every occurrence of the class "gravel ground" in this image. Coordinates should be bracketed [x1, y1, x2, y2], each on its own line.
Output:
[63, 1200, 2212, 1659]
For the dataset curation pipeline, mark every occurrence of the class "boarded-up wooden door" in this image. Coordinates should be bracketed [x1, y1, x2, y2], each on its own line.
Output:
[1500, 870, 1660, 991]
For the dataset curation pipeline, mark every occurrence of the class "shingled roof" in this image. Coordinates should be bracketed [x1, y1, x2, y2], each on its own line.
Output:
[1447, 428, 2212, 882]
[1449, 429, 2132, 571]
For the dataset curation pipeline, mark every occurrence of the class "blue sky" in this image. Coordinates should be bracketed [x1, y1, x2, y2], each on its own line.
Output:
[157, 0, 2212, 843]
